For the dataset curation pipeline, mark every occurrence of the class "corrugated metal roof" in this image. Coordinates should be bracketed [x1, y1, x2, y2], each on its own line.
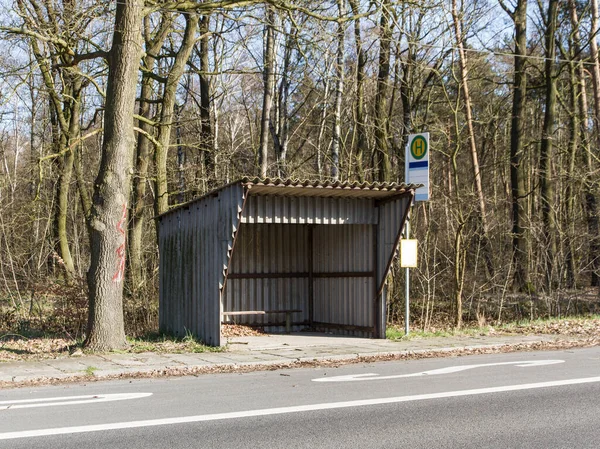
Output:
[242, 177, 419, 198]
[158, 178, 420, 219]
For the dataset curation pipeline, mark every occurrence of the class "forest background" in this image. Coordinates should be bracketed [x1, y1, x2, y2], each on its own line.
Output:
[0, 0, 598, 350]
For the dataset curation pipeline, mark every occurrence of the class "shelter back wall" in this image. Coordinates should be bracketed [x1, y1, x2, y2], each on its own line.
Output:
[222, 223, 375, 333]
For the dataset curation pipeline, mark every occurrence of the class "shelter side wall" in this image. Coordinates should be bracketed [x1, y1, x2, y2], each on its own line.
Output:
[312, 224, 374, 336]
[376, 196, 411, 289]
[376, 195, 412, 336]
[159, 209, 194, 339]
[223, 223, 310, 330]
[158, 214, 176, 335]
[216, 183, 246, 339]
[159, 184, 243, 346]
[241, 196, 377, 225]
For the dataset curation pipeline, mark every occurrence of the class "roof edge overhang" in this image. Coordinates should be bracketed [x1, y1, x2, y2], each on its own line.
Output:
[156, 177, 422, 220]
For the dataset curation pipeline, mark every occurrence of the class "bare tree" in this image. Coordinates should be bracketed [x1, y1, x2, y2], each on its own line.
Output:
[348, 0, 367, 181]
[451, 0, 495, 281]
[500, 0, 530, 292]
[154, 13, 200, 216]
[199, 15, 216, 183]
[587, 0, 600, 286]
[85, 0, 144, 350]
[330, 0, 346, 181]
[538, 0, 558, 288]
[373, 0, 393, 181]
[129, 12, 172, 293]
[258, 5, 276, 178]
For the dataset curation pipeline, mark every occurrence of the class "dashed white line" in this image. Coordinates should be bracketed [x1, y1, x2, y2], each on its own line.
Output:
[0, 393, 152, 410]
[312, 359, 565, 382]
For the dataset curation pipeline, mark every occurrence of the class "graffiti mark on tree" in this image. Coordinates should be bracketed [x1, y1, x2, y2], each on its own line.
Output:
[113, 204, 127, 283]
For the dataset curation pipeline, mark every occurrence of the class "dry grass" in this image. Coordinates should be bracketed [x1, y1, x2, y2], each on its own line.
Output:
[0, 332, 221, 362]
[496, 315, 600, 337]
[3, 316, 600, 363]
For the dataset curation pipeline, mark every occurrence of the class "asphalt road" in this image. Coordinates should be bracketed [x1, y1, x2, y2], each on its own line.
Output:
[2, 346, 600, 448]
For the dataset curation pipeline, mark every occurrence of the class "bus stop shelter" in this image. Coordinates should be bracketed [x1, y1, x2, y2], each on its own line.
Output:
[158, 178, 416, 346]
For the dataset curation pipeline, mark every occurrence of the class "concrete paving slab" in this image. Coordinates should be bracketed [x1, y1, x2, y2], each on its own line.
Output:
[0, 332, 592, 387]
[187, 353, 250, 364]
[128, 353, 184, 367]
[42, 358, 91, 373]
[96, 354, 149, 366]
[0, 362, 68, 382]
[225, 333, 379, 350]
[166, 354, 214, 366]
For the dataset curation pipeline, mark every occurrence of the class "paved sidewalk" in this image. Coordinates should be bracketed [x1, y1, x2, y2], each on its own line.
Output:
[0, 332, 589, 386]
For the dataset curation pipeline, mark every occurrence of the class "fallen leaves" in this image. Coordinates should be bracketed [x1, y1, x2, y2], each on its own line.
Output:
[0, 334, 221, 362]
[0, 336, 73, 362]
[497, 317, 600, 337]
[221, 324, 266, 338]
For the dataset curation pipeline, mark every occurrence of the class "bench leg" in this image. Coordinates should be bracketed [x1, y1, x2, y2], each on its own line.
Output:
[285, 312, 292, 333]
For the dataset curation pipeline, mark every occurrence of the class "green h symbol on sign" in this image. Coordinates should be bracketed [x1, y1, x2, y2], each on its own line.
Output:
[410, 136, 427, 160]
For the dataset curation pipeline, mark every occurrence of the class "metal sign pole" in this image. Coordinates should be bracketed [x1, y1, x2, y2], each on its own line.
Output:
[404, 143, 410, 337]
[405, 132, 429, 336]
[405, 217, 410, 336]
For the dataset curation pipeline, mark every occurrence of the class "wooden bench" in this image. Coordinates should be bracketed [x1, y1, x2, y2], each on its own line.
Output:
[222, 310, 302, 333]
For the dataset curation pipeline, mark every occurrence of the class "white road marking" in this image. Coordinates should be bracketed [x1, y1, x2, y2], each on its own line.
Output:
[0, 393, 152, 410]
[2, 376, 599, 440]
[312, 359, 564, 382]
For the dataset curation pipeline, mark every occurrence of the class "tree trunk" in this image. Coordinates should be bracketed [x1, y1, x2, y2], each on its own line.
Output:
[399, 13, 413, 156]
[129, 66, 154, 290]
[272, 22, 293, 178]
[539, 0, 558, 289]
[199, 15, 215, 184]
[570, 0, 591, 286]
[154, 13, 199, 216]
[20, 10, 81, 280]
[85, 0, 143, 351]
[505, 0, 529, 292]
[373, 0, 392, 182]
[258, 5, 275, 178]
[588, 0, 600, 286]
[451, 0, 495, 281]
[565, 14, 579, 288]
[348, 0, 367, 182]
[55, 138, 76, 278]
[316, 77, 330, 178]
[331, 0, 345, 181]
[129, 14, 171, 291]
